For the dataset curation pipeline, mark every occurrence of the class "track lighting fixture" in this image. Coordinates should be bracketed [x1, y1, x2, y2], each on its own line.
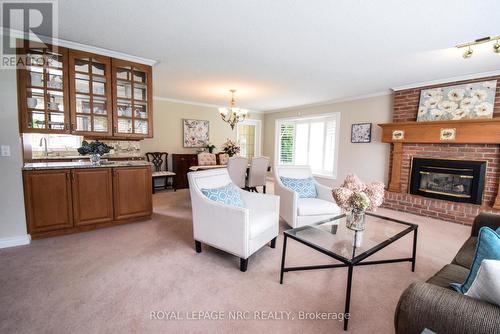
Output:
[456, 36, 500, 59]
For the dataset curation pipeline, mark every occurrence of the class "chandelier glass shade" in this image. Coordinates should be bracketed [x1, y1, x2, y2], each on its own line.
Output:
[219, 89, 248, 130]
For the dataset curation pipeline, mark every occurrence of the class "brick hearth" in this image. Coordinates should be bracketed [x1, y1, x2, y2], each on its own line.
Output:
[382, 75, 500, 225]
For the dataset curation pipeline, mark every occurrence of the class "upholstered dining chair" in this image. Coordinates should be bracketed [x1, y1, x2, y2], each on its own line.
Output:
[246, 156, 270, 193]
[227, 156, 248, 188]
[188, 168, 279, 272]
[145, 152, 176, 193]
[197, 152, 217, 166]
[273, 165, 341, 228]
[218, 153, 229, 165]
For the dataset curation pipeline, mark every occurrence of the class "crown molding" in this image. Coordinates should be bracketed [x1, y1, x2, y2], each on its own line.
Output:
[391, 70, 500, 91]
[2, 29, 157, 66]
[263, 90, 392, 114]
[153, 96, 263, 113]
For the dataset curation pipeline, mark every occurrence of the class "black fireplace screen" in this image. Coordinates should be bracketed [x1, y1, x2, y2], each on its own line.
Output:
[410, 158, 486, 204]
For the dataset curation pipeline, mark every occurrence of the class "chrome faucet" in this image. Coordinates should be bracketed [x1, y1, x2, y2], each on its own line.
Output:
[39, 137, 48, 157]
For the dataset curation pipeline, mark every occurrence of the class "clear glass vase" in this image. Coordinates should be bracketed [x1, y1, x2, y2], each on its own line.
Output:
[346, 210, 366, 231]
[89, 154, 101, 166]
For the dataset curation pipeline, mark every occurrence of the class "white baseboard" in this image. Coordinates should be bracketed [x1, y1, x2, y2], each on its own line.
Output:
[0, 234, 31, 249]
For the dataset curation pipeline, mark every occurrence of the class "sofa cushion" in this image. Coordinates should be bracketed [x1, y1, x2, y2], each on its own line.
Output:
[427, 264, 470, 290]
[280, 176, 317, 198]
[249, 210, 276, 239]
[452, 237, 477, 269]
[451, 227, 500, 294]
[465, 259, 500, 307]
[201, 183, 245, 208]
[297, 198, 341, 216]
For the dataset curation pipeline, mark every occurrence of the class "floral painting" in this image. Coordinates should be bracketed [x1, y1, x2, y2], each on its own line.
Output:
[183, 119, 209, 148]
[417, 80, 497, 122]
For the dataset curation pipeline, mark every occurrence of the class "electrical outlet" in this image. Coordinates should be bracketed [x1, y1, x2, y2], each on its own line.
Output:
[1, 145, 11, 157]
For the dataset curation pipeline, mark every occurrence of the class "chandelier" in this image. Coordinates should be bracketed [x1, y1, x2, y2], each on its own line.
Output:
[218, 89, 248, 130]
[456, 36, 500, 59]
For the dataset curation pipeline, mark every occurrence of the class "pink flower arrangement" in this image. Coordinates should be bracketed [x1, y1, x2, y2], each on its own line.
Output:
[332, 174, 385, 211]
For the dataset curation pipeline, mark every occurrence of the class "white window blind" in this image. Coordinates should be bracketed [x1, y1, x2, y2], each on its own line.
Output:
[276, 114, 340, 177]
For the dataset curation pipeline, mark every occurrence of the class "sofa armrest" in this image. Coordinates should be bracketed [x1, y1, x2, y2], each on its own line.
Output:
[240, 190, 279, 213]
[471, 212, 500, 237]
[395, 281, 500, 334]
[273, 176, 298, 226]
[191, 194, 250, 258]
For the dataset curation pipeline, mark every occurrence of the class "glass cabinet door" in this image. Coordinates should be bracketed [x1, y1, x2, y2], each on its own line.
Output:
[112, 59, 152, 137]
[69, 51, 112, 136]
[18, 43, 70, 133]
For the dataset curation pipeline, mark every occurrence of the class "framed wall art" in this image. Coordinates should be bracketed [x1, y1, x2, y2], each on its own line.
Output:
[351, 123, 372, 143]
[183, 119, 209, 148]
[417, 80, 497, 122]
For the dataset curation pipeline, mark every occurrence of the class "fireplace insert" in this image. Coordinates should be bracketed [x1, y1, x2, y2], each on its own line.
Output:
[409, 158, 486, 204]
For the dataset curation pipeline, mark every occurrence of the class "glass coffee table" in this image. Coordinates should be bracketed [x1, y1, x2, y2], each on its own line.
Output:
[279, 212, 418, 331]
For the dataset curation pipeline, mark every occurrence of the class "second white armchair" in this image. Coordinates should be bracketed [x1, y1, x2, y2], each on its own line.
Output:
[273, 165, 341, 228]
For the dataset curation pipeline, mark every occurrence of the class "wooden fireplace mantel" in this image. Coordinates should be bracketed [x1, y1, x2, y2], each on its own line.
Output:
[378, 118, 500, 208]
[378, 118, 500, 144]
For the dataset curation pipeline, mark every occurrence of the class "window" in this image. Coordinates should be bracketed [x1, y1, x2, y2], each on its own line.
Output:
[275, 113, 340, 177]
[237, 119, 262, 159]
[30, 133, 82, 152]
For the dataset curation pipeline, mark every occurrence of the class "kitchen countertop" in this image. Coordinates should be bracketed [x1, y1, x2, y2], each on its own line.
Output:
[23, 160, 153, 171]
[30, 154, 144, 160]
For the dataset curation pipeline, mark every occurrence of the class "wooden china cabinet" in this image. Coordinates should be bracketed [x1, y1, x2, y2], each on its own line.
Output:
[17, 42, 71, 133]
[16, 39, 153, 139]
[112, 59, 153, 138]
[68, 50, 113, 137]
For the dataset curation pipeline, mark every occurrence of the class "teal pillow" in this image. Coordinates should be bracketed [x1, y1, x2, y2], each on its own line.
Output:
[280, 176, 317, 198]
[201, 183, 245, 208]
[451, 227, 500, 294]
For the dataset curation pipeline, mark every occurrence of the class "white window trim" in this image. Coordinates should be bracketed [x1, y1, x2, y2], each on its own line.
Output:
[236, 119, 262, 157]
[274, 112, 341, 179]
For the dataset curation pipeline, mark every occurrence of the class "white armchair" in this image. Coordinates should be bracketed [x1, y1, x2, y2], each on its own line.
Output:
[188, 168, 279, 272]
[273, 165, 341, 228]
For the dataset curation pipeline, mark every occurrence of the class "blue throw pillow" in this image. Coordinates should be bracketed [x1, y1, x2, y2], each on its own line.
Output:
[451, 227, 500, 294]
[201, 183, 245, 208]
[280, 176, 317, 198]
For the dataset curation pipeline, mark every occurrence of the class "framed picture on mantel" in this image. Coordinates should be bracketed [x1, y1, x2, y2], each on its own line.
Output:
[183, 119, 209, 148]
[417, 80, 497, 122]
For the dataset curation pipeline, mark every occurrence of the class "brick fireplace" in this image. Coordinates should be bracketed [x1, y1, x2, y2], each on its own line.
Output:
[381, 75, 500, 225]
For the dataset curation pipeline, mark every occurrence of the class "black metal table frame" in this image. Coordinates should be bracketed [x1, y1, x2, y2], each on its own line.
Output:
[279, 212, 418, 331]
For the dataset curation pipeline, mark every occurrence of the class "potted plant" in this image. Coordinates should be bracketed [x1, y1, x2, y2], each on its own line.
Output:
[332, 174, 385, 231]
[221, 139, 240, 157]
[77, 140, 113, 165]
[205, 143, 216, 154]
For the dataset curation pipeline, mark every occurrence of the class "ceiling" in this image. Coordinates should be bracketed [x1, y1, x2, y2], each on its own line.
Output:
[55, 0, 500, 111]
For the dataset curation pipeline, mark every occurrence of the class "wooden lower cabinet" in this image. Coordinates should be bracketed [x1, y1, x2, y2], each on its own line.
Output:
[23, 166, 152, 238]
[172, 154, 198, 189]
[23, 169, 73, 233]
[72, 168, 114, 226]
[113, 167, 152, 220]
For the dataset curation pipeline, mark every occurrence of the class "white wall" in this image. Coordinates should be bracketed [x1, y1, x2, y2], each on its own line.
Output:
[263, 94, 393, 187]
[0, 68, 29, 244]
[141, 98, 263, 156]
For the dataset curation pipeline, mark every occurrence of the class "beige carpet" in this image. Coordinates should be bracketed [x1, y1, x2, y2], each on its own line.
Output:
[0, 187, 470, 334]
